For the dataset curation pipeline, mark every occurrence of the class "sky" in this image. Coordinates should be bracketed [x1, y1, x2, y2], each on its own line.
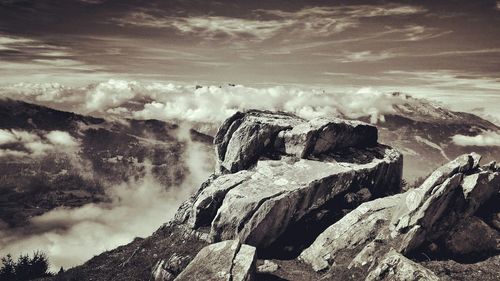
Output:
[0, 0, 500, 120]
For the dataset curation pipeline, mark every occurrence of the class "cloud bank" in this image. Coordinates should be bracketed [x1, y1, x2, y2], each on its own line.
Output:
[1, 80, 424, 124]
[452, 131, 500, 147]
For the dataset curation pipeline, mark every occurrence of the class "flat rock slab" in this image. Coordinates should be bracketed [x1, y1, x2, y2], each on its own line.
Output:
[174, 240, 256, 281]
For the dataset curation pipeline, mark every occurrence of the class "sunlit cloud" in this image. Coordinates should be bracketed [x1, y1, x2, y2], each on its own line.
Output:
[452, 130, 500, 147]
[0, 129, 80, 158]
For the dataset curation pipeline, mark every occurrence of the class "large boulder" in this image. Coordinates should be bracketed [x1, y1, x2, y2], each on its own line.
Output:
[299, 153, 500, 274]
[176, 110, 403, 251]
[275, 117, 378, 158]
[174, 240, 256, 281]
[214, 110, 302, 173]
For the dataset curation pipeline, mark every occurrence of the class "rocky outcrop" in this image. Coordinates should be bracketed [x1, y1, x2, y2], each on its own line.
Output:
[299, 153, 500, 275]
[214, 111, 302, 173]
[175, 110, 403, 251]
[275, 117, 378, 158]
[365, 250, 440, 281]
[174, 240, 256, 281]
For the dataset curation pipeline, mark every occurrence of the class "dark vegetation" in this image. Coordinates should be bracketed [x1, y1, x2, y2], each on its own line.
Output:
[0, 251, 52, 281]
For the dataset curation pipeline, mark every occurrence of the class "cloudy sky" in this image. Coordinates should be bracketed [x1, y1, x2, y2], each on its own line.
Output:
[1, 0, 500, 120]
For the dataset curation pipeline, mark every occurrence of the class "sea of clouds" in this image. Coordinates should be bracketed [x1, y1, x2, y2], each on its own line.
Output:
[0, 79, 427, 124]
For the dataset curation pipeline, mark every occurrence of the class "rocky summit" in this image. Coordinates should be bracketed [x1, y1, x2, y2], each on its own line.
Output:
[55, 110, 500, 281]
[175, 110, 402, 252]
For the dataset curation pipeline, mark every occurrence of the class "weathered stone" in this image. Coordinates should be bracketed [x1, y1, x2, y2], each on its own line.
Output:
[300, 153, 499, 273]
[209, 147, 401, 248]
[177, 110, 403, 254]
[214, 110, 302, 173]
[443, 216, 500, 260]
[257, 260, 279, 273]
[461, 171, 500, 216]
[365, 250, 440, 281]
[299, 194, 404, 271]
[187, 171, 253, 228]
[174, 240, 256, 281]
[276, 117, 378, 158]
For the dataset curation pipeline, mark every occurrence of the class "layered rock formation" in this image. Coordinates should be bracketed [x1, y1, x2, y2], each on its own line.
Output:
[175, 110, 403, 252]
[299, 152, 499, 277]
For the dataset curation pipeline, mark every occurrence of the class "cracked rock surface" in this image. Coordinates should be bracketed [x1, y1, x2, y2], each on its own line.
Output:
[174, 240, 256, 281]
[175, 110, 403, 250]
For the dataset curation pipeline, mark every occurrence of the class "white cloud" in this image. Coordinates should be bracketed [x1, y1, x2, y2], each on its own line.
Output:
[0, 129, 18, 145]
[452, 131, 500, 147]
[85, 79, 138, 111]
[0, 80, 431, 124]
[46, 131, 79, 147]
[0, 129, 81, 158]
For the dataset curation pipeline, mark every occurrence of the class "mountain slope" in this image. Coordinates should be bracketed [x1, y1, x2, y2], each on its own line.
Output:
[364, 94, 499, 181]
[0, 99, 212, 227]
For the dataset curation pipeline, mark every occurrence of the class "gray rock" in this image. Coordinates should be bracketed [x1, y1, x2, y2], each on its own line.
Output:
[174, 240, 256, 281]
[178, 111, 403, 249]
[461, 171, 500, 216]
[300, 153, 499, 273]
[276, 117, 378, 158]
[299, 194, 404, 271]
[214, 110, 302, 173]
[365, 250, 440, 281]
[208, 146, 401, 248]
[257, 260, 279, 273]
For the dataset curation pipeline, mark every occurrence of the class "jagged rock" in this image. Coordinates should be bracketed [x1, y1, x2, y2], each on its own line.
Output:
[461, 171, 500, 216]
[443, 216, 500, 260]
[174, 240, 256, 281]
[275, 117, 378, 158]
[299, 194, 404, 271]
[300, 153, 500, 273]
[365, 250, 440, 281]
[214, 110, 302, 173]
[177, 110, 403, 250]
[257, 260, 279, 273]
[210, 149, 401, 248]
